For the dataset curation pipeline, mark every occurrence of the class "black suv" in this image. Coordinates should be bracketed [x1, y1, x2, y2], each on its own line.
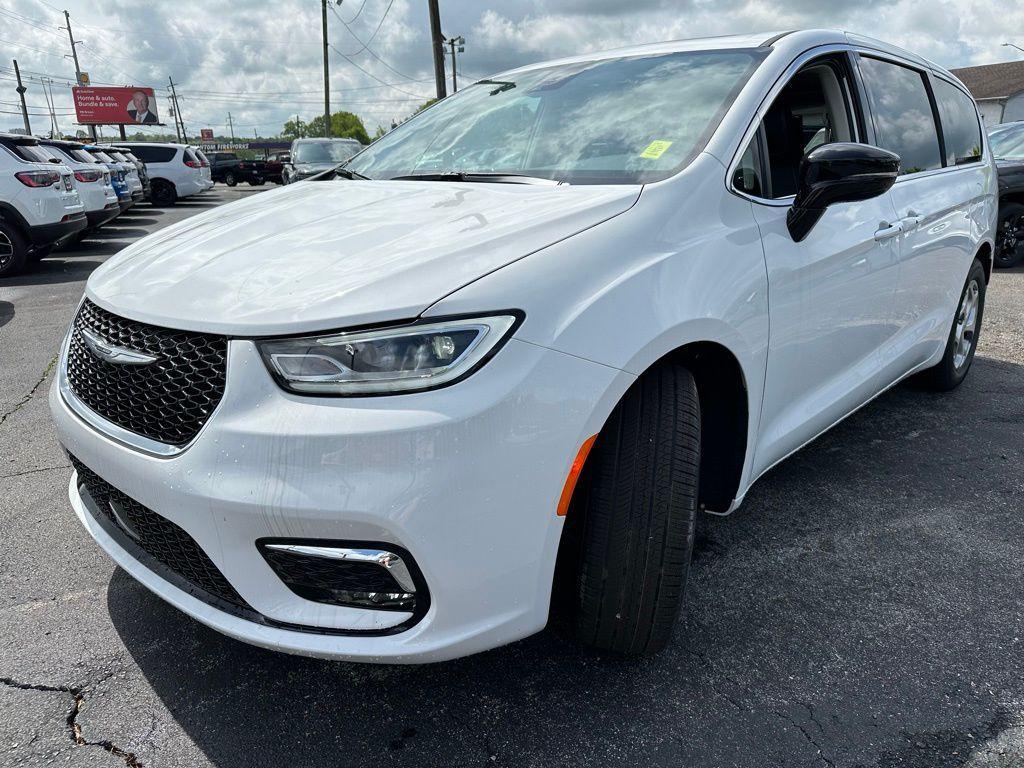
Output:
[206, 152, 266, 186]
[989, 121, 1024, 268]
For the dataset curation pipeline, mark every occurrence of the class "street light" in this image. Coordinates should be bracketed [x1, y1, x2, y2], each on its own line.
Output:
[1003, 42, 1024, 55]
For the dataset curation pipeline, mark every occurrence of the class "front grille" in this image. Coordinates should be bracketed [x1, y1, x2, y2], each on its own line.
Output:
[70, 455, 250, 614]
[66, 300, 227, 446]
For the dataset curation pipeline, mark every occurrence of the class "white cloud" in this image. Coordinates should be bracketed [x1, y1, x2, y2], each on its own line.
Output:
[2, 0, 1024, 138]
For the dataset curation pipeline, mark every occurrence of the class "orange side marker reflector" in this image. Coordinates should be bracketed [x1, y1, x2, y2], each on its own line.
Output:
[556, 434, 598, 517]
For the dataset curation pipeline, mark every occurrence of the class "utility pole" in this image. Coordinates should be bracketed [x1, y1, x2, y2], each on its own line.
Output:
[428, 0, 447, 100]
[48, 79, 61, 137]
[168, 76, 185, 141]
[227, 112, 235, 144]
[62, 10, 96, 141]
[12, 60, 31, 135]
[447, 35, 464, 93]
[167, 96, 181, 142]
[321, 0, 331, 137]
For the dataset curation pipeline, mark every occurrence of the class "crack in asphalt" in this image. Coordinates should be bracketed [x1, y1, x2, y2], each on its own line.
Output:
[774, 707, 836, 768]
[0, 354, 58, 430]
[0, 676, 144, 767]
[0, 463, 71, 480]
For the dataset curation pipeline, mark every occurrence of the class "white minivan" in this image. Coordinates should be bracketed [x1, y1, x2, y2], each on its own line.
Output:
[52, 30, 996, 663]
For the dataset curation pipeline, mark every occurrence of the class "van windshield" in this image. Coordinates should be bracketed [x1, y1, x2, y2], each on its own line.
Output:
[293, 141, 362, 163]
[346, 49, 765, 185]
[990, 125, 1024, 160]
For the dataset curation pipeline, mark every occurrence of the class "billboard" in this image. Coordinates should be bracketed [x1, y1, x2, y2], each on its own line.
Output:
[72, 86, 161, 125]
[200, 128, 214, 140]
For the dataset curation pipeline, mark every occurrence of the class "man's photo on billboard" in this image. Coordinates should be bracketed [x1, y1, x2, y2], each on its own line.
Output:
[127, 90, 158, 124]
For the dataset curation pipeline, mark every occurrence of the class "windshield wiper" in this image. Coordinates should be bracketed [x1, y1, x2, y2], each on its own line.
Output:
[388, 171, 565, 185]
[476, 79, 516, 95]
[318, 165, 369, 181]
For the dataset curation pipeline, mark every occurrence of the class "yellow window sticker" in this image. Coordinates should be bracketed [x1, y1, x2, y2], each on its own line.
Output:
[640, 140, 673, 159]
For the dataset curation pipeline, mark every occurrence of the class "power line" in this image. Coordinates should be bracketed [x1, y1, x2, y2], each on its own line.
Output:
[329, 0, 395, 56]
[328, 44, 430, 98]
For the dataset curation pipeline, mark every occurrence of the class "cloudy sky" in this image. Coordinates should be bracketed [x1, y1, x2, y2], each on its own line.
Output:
[2, 0, 1023, 139]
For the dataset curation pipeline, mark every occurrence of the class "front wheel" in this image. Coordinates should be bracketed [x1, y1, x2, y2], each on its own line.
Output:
[995, 202, 1024, 268]
[918, 258, 986, 391]
[572, 364, 701, 656]
[224, 172, 237, 187]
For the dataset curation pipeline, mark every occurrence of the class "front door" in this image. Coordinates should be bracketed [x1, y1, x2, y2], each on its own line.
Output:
[742, 54, 903, 477]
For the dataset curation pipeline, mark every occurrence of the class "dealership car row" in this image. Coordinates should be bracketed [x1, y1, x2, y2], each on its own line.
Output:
[0, 134, 373, 278]
[0, 134, 219, 277]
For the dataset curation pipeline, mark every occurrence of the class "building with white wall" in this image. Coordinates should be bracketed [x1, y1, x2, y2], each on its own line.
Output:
[951, 60, 1024, 125]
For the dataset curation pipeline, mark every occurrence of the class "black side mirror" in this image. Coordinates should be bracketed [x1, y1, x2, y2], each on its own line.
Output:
[787, 142, 901, 242]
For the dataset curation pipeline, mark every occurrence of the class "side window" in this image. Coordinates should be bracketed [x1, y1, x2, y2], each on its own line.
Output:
[733, 134, 764, 196]
[933, 78, 983, 165]
[758, 60, 856, 198]
[858, 56, 942, 175]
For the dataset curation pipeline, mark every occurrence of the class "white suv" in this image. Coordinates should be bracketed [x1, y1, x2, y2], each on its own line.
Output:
[118, 142, 207, 206]
[0, 133, 86, 276]
[37, 139, 121, 238]
[52, 31, 996, 662]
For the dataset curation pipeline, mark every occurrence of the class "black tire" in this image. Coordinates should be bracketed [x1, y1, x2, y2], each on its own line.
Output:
[573, 364, 701, 656]
[995, 201, 1024, 268]
[225, 172, 237, 187]
[918, 258, 986, 391]
[249, 176, 265, 186]
[150, 181, 177, 207]
[0, 217, 29, 277]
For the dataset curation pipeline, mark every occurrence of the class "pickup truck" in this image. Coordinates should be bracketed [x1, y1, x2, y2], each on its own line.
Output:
[206, 152, 266, 186]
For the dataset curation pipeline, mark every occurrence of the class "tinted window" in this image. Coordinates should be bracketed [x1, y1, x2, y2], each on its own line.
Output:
[71, 149, 97, 163]
[7, 143, 53, 163]
[933, 78, 983, 165]
[126, 145, 177, 163]
[759, 60, 855, 198]
[858, 56, 942, 175]
[91, 151, 114, 163]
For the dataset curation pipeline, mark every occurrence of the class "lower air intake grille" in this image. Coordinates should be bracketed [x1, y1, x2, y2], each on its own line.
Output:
[70, 455, 250, 614]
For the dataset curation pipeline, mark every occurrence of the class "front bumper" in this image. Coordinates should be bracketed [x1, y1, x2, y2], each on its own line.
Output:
[51, 335, 628, 662]
[28, 213, 87, 247]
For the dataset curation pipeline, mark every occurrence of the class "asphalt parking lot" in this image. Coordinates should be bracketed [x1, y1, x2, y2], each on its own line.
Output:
[1, 187, 1023, 768]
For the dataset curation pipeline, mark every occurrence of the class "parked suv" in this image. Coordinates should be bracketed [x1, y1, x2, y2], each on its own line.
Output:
[206, 151, 266, 186]
[987, 121, 1024, 267]
[283, 138, 362, 183]
[0, 133, 85, 275]
[116, 142, 207, 206]
[82, 146, 133, 213]
[36, 139, 120, 240]
[52, 31, 996, 662]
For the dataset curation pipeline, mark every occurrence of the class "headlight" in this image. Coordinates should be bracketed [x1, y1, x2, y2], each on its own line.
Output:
[257, 313, 521, 395]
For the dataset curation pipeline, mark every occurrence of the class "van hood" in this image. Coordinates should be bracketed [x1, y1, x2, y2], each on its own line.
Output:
[86, 179, 640, 335]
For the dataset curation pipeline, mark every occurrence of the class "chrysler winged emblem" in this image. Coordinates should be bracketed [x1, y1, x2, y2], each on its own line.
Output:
[80, 327, 161, 366]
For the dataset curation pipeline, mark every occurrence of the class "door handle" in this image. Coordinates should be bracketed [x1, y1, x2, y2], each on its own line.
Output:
[874, 221, 903, 241]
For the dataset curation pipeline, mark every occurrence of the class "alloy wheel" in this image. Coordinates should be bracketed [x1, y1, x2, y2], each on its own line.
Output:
[953, 278, 980, 371]
[0, 231, 14, 272]
[996, 212, 1024, 267]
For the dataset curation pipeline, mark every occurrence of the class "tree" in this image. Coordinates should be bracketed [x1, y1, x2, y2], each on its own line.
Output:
[414, 98, 438, 115]
[372, 124, 388, 140]
[300, 111, 370, 144]
[282, 117, 308, 140]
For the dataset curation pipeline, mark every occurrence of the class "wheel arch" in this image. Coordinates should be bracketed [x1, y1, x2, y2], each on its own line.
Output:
[977, 240, 993, 283]
[0, 201, 32, 239]
[550, 338, 753, 622]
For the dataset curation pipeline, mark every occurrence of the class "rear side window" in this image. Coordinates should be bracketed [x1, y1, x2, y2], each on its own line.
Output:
[184, 149, 198, 163]
[858, 56, 942, 175]
[6, 143, 52, 163]
[933, 78, 983, 166]
[127, 145, 177, 163]
[71, 149, 97, 163]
